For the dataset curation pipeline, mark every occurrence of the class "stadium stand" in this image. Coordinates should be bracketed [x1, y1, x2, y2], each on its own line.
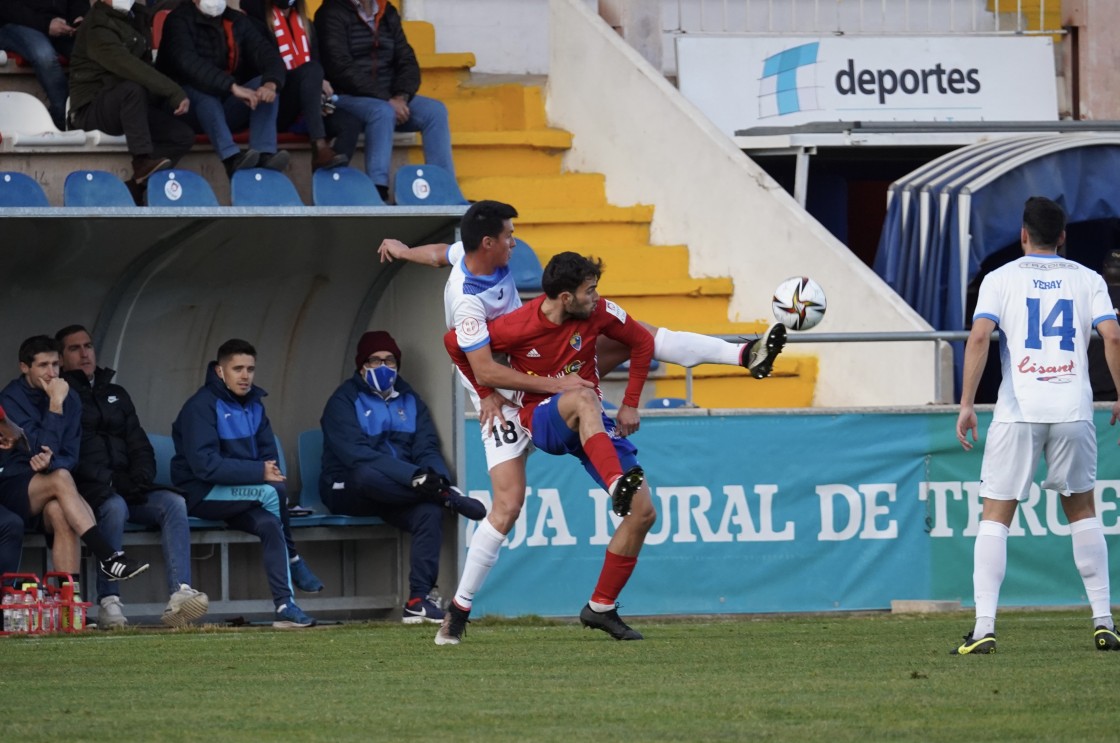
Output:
[644, 397, 689, 409]
[145, 169, 219, 207]
[63, 170, 134, 207]
[393, 163, 469, 206]
[510, 237, 544, 292]
[312, 166, 386, 207]
[0, 170, 49, 206]
[230, 168, 304, 207]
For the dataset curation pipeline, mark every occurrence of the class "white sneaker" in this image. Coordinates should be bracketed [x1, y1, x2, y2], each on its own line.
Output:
[98, 595, 128, 630]
[162, 584, 209, 628]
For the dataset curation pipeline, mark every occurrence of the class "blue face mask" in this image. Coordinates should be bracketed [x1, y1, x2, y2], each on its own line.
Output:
[365, 365, 397, 394]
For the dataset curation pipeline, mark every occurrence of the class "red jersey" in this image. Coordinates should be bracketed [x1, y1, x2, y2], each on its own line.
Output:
[445, 294, 654, 425]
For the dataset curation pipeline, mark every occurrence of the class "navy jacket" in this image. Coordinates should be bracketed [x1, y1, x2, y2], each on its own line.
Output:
[0, 376, 81, 481]
[319, 373, 448, 493]
[171, 362, 278, 508]
[63, 367, 160, 508]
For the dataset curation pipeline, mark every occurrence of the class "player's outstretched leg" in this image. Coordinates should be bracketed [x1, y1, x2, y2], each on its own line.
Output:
[743, 323, 787, 379]
[435, 602, 471, 646]
[580, 603, 643, 640]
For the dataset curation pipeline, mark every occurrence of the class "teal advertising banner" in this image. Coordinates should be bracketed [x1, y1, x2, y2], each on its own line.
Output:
[463, 410, 1120, 618]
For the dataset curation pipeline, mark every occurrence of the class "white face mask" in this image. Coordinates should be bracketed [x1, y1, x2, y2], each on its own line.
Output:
[109, 0, 135, 12]
[198, 0, 226, 18]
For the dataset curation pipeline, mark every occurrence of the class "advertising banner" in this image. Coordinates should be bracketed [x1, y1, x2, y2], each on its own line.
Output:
[676, 35, 1057, 135]
[463, 410, 1120, 617]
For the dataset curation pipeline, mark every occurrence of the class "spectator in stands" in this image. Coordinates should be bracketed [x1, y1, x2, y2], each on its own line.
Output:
[241, 0, 353, 172]
[56, 325, 209, 629]
[0, 336, 149, 587]
[171, 338, 322, 628]
[0, 406, 29, 577]
[319, 330, 485, 624]
[67, 0, 196, 203]
[315, 0, 455, 202]
[155, 0, 290, 177]
[1089, 248, 1120, 401]
[0, 0, 85, 130]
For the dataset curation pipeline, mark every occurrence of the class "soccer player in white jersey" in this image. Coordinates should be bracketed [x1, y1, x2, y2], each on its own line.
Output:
[954, 196, 1120, 655]
[377, 200, 787, 645]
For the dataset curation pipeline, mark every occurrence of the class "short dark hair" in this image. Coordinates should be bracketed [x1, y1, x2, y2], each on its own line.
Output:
[1023, 196, 1066, 249]
[217, 339, 257, 364]
[19, 335, 61, 366]
[54, 324, 89, 343]
[460, 200, 518, 253]
[541, 252, 603, 299]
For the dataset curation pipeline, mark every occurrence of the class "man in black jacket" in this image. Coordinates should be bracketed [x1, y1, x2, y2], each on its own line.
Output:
[0, 0, 87, 129]
[56, 325, 209, 629]
[315, 0, 454, 202]
[155, 0, 290, 177]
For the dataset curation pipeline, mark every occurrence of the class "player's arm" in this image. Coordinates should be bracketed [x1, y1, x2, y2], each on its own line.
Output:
[1096, 317, 1120, 428]
[377, 239, 450, 267]
[956, 316, 995, 451]
[443, 329, 588, 397]
[601, 302, 656, 436]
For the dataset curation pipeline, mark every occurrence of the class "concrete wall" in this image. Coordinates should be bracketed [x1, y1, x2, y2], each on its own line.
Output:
[546, 0, 939, 406]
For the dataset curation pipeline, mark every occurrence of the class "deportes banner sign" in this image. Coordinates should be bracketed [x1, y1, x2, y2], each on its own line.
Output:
[463, 410, 1120, 617]
[676, 35, 1057, 135]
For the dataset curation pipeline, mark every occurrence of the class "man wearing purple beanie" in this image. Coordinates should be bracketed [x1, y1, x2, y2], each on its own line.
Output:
[319, 330, 485, 624]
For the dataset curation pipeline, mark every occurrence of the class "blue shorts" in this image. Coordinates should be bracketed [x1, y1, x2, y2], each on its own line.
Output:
[0, 472, 35, 524]
[530, 395, 639, 489]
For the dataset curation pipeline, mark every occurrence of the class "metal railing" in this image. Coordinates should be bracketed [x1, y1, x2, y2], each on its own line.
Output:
[670, 0, 1059, 36]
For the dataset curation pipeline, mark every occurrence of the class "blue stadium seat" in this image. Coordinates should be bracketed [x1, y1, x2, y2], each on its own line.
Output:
[511, 237, 544, 292]
[644, 397, 690, 409]
[393, 164, 468, 206]
[296, 429, 384, 526]
[0, 171, 49, 206]
[230, 168, 303, 207]
[312, 167, 385, 206]
[601, 399, 619, 411]
[146, 169, 219, 207]
[63, 170, 134, 207]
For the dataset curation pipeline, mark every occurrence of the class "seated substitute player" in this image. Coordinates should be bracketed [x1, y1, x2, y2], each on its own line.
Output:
[443, 251, 655, 643]
[0, 336, 149, 585]
[954, 196, 1120, 655]
[171, 338, 323, 628]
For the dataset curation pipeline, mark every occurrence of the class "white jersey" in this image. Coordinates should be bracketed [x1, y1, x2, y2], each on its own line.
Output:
[443, 240, 524, 409]
[974, 254, 1116, 423]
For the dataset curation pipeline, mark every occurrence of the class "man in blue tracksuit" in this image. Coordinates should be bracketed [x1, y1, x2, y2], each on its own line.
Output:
[320, 330, 485, 624]
[171, 338, 322, 628]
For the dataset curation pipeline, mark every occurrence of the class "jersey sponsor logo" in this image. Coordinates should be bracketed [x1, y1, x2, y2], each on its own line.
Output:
[562, 360, 584, 376]
[1020, 260, 1077, 271]
[569, 333, 582, 351]
[1032, 279, 1063, 290]
[527, 348, 541, 358]
[604, 300, 627, 323]
[1017, 355, 1075, 383]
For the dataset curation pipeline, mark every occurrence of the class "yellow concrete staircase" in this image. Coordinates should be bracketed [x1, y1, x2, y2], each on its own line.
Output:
[401, 19, 818, 408]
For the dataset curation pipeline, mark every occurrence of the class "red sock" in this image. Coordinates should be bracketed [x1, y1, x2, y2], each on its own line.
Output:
[583, 432, 622, 489]
[591, 550, 638, 605]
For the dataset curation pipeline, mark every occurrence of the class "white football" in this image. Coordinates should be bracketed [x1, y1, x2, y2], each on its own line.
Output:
[772, 276, 827, 331]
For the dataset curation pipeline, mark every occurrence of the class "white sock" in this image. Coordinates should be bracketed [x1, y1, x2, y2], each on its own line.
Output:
[972, 520, 1008, 637]
[453, 517, 506, 610]
[1070, 516, 1112, 623]
[589, 601, 615, 613]
[653, 327, 743, 368]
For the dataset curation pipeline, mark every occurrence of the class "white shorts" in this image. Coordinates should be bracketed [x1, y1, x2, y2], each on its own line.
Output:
[479, 402, 534, 471]
[979, 420, 1097, 500]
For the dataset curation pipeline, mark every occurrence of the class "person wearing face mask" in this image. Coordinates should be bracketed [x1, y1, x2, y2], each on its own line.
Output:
[155, 0, 290, 178]
[319, 330, 486, 624]
[240, 0, 355, 172]
[171, 339, 323, 628]
[67, 0, 196, 202]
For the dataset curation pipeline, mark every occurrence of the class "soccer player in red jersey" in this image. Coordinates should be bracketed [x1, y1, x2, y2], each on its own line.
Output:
[444, 252, 655, 641]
